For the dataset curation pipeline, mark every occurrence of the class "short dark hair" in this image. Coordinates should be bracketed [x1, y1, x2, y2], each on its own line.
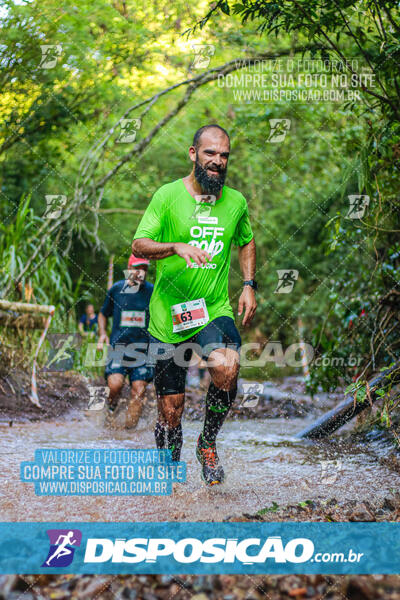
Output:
[192, 124, 230, 150]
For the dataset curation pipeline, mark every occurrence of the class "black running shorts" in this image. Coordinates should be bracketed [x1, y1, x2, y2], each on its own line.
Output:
[148, 316, 241, 396]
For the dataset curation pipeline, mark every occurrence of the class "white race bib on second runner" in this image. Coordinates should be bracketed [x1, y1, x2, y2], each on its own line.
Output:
[171, 298, 209, 333]
[120, 310, 146, 328]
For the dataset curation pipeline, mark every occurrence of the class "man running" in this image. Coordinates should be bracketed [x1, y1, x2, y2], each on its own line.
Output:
[132, 124, 257, 485]
[98, 254, 154, 429]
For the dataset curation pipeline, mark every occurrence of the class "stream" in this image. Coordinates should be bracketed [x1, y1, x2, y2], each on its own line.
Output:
[1, 390, 399, 521]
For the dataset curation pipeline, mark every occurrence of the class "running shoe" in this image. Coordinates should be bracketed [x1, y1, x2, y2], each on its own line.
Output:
[196, 433, 225, 485]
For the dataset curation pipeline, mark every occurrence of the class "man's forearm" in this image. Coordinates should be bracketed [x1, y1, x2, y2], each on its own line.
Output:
[238, 238, 256, 279]
[132, 238, 176, 260]
[98, 312, 107, 335]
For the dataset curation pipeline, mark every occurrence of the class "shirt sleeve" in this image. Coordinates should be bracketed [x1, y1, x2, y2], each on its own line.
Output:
[79, 315, 86, 324]
[100, 289, 113, 318]
[133, 188, 165, 242]
[232, 197, 254, 247]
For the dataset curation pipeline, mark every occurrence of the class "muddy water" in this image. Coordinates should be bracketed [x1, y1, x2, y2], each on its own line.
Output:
[1, 402, 399, 522]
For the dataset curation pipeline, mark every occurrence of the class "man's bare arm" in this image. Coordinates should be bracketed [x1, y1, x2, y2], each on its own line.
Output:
[132, 238, 211, 268]
[97, 312, 109, 347]
[132, 238, 176, 260]
[237, 238, 257, 326]
[238, 237, 256, 279]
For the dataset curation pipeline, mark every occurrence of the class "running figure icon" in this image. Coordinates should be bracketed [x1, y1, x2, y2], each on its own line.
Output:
[42, 528, 82, 568]
[45, 530, 78, 566]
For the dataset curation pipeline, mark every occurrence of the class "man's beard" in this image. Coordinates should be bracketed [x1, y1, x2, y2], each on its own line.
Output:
[194, 156, 227, 196]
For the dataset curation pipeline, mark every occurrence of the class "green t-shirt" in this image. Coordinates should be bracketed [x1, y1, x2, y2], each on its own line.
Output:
[133, 178, 253, 343]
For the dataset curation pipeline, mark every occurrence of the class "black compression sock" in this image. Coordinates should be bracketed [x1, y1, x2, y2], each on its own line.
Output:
[154, 421, 166, 448]
[154, 421, 182, 461]
[202, 381, 237, 443]
[167, 423, 183, 461]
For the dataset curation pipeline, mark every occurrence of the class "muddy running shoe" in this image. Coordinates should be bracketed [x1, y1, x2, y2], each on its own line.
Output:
[196, 434, 225, 486]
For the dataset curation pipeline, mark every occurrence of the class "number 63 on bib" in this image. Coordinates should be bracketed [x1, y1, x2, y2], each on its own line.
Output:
[171, 298, 209, 333]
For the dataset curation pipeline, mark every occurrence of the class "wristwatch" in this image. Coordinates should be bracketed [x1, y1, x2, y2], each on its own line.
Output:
[243, 279, 258, 291]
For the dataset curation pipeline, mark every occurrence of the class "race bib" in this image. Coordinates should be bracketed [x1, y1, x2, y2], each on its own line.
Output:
[120, 310, 146, 328]
[171, 298, 209, 333]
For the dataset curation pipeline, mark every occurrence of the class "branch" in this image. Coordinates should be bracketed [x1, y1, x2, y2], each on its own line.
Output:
[382, 4, 400, 34]
[358, 219, 400, 233]
[372, 1, 388, 41]
[332, 0, 391, 102]
[87, 45, 319, 195]
[289, 0, 400, 120]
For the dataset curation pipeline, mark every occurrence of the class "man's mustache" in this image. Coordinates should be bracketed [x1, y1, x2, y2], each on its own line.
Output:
[208, 164, 225, 174]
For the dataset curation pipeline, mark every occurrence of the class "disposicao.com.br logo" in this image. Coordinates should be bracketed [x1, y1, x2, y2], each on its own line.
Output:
[82, 536, 363, 565]
[42, 529, 82, 567]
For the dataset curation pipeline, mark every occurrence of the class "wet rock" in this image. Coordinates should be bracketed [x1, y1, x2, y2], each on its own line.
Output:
[143, 592, 159, 600]
[348, 502, 376, 522]
[119, 587, 137, 599]
[159, 575, 174, 586]
[4, 594, 34, 600]
[76, 575, 112, 598]
[0, 575, 19, 596]
[33, 574, 56, 586]
[382, 497, 396, 511]
[346, 577, 379, 599]
[169, 583, 181, 596]
[0, 575, 18, 598]
[4, 574, 400, 600]
[243, 512, 263, 521]
[326, 498, 338, 506]
[0, 574, 32, 597]
[192, 576, 214, 592]
[219, 575, 236, 589]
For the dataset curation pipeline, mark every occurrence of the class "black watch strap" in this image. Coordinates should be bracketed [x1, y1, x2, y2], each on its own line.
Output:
[243, 279, 258, 291]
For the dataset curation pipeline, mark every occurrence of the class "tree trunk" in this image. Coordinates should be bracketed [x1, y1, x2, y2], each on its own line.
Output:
[297, 361, 400, 439]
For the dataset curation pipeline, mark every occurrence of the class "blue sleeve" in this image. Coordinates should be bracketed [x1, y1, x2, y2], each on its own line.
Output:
[100, 289, 113, 318]
[79, 315, 86, 324]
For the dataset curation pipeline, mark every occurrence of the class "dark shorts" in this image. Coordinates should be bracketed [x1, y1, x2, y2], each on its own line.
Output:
[105, 340, 154, 384]
[148, 316, 241, 395]
[105, 363, 154, 385]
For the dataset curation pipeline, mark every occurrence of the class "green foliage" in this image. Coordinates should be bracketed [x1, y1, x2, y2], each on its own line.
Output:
[0, 194, 78, 307]
[1, 0, 399, 427]
[257, 501, 280, 515]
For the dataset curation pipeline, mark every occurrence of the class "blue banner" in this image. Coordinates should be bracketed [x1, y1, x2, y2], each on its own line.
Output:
[0, 522, 399, 574]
